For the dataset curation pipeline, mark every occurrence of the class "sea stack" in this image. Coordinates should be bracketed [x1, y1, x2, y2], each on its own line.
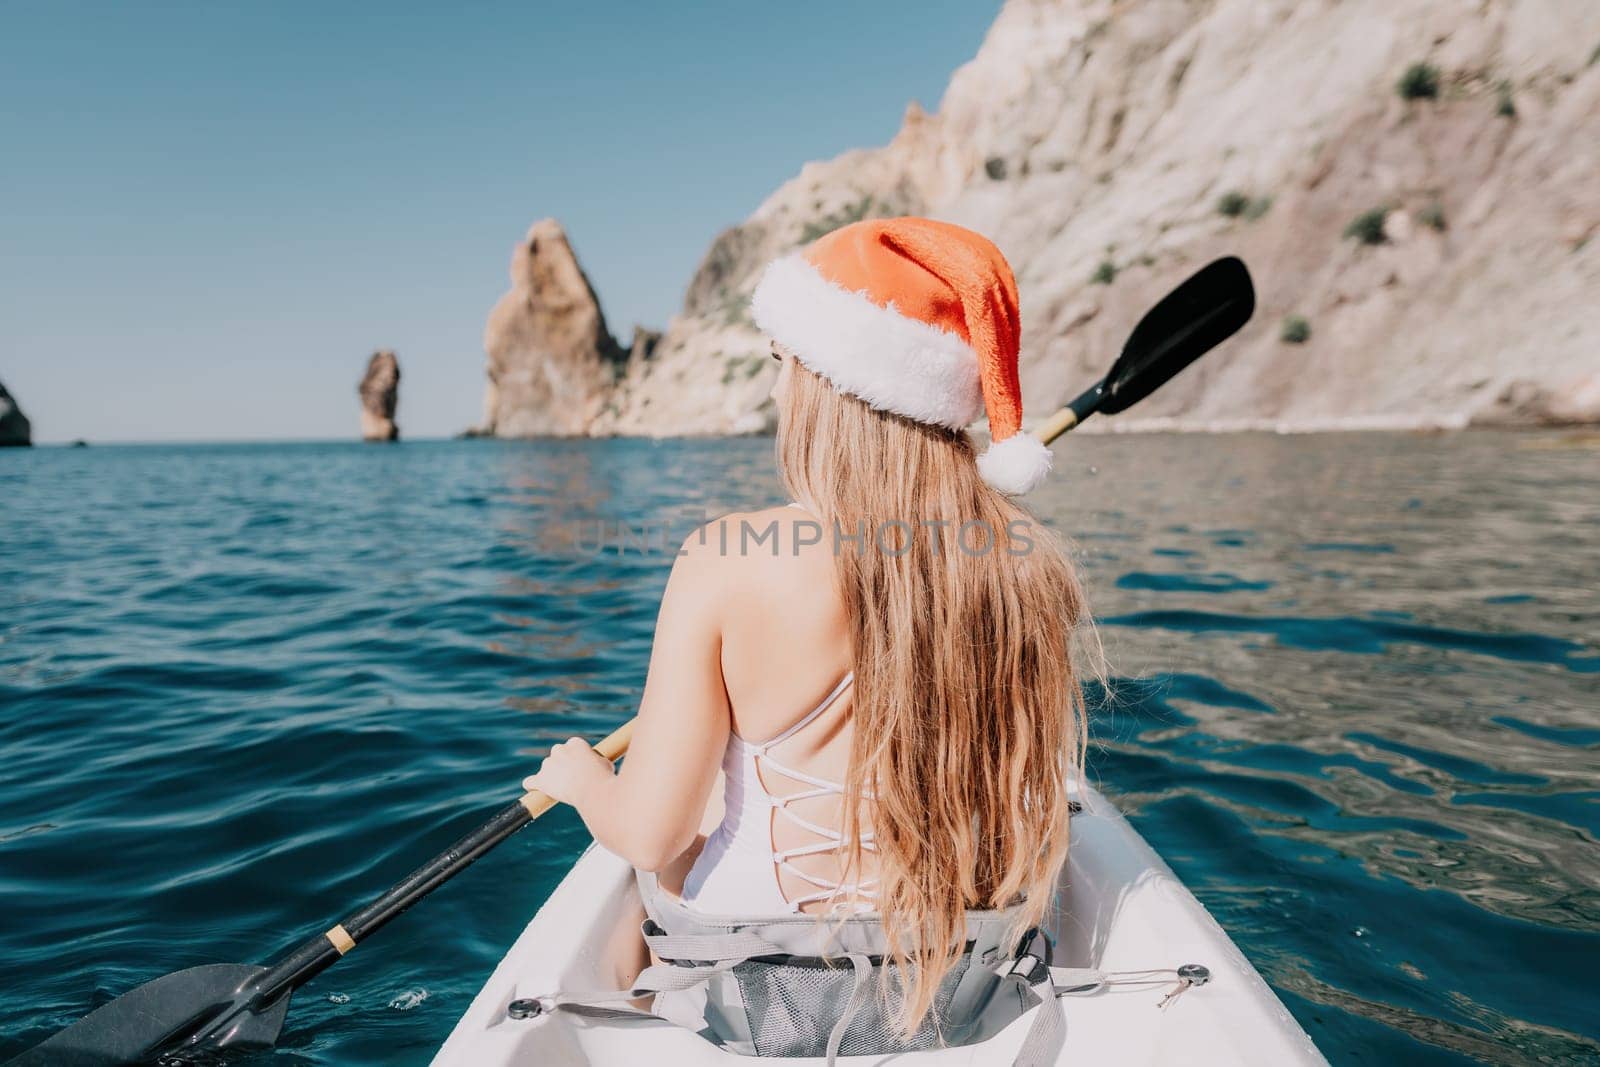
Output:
[0, 379, 32, 446]
[359, 350, 401, 441]
[479, 219, 628, 437]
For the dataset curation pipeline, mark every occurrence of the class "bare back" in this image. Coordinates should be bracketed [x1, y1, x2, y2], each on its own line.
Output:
[694, 502, 871, 912]
[718, 503, 852, 740]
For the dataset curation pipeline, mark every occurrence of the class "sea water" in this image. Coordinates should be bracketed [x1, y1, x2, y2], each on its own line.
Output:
[1, 433, 1595, 1064]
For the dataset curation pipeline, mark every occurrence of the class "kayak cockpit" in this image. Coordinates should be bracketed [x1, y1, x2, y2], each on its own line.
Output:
[432, 783, 1325, 1066]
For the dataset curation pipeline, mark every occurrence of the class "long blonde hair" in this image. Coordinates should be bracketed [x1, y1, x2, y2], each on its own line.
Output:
[775, 359, 1091, 1032]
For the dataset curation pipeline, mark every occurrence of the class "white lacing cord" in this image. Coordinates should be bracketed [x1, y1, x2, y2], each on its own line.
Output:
[755, 747, 878, 914]
[737, 672, 873, 915]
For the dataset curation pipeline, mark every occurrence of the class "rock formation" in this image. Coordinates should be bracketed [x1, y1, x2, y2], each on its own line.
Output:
[0, 379, 31, 446]
[493, 0, 1595, 436]
[359, 350, 400, 441]
[576, 0, 1600, 435]
[480, 219, 628, 437]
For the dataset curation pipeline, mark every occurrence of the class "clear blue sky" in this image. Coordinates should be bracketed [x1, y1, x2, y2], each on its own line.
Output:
[0, 2, 1000, 443]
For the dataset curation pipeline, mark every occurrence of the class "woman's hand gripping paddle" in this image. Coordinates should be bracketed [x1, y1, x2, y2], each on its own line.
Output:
[10, 257, 1252, 1065]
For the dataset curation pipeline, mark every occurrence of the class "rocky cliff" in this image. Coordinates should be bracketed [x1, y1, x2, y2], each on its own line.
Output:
[359, 350, 401, 441]
[480, 219, 632, 437]
[0, 379, 32, 446]
[492, 0, 1600, 436]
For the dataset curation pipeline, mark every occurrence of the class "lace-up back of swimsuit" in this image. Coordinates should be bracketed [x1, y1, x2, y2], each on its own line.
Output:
[681, 672, 874, 915]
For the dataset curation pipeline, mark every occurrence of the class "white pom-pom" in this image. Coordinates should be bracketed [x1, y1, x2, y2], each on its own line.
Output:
[977, 433, 1053, 495]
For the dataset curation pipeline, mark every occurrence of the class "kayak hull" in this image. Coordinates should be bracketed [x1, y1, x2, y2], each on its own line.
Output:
[433, 783, 1325, 1065]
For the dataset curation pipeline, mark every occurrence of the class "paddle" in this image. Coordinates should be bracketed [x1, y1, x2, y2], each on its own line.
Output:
[7, 724, 634, 1066]
[11, 255, 1253, 1066]
[1033, 256, 1254, 444]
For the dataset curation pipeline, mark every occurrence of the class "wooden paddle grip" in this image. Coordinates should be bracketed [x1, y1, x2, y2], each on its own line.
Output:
[1033, 408, 1081, 447]
[518, 719, 636, 819]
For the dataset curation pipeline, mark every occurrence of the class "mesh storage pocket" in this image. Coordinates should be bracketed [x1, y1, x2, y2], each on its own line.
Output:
[731, 953, 975, 1058]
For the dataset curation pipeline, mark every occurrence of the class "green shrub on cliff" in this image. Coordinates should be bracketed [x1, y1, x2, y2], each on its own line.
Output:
[1280, 315, 1311, 344]
[1418, 201, 1447, 232]
[1344, 207, 1390, 245]
[718, 289, 751, 328]
[1217, 191, 1250, 217]
[720, 354, 768, 385]
[800, 196, 877, 244]
[1496, 81, 1516, 118]
[1090, 259, 1118, 285]
[1218, 190, 1271, 220]
[1397, 62, 1439, 100]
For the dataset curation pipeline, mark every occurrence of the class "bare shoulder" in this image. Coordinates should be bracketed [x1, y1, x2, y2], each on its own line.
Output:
[676, 505, 837, 594]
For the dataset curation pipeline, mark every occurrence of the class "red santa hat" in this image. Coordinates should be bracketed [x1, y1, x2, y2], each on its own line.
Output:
[750, 216, 1051, 494]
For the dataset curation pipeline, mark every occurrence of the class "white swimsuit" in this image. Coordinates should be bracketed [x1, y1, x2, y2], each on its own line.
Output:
[680, 672, 876, 915]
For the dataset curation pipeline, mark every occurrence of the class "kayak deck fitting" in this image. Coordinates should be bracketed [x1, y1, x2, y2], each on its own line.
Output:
[433, 782, 1325, 1065]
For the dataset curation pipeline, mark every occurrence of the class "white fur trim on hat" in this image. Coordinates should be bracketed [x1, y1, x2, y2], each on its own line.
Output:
[750, 254, 984, 430]
[977, 432, 1052, 495]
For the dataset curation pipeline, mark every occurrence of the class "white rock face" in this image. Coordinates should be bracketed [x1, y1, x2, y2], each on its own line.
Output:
[522, 0, 1600, 435]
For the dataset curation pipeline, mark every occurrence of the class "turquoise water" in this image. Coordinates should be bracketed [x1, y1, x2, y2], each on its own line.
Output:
[2, 434, 1597, 1065]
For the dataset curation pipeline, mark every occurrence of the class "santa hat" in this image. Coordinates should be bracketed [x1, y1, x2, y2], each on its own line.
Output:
[750, 216, 1051, 495]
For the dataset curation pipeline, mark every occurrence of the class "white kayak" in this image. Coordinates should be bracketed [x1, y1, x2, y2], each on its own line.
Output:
[434, 782, 1326, 1066]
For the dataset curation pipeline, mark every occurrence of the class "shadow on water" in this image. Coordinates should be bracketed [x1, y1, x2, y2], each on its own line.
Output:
[0, 431, 1596, 1064]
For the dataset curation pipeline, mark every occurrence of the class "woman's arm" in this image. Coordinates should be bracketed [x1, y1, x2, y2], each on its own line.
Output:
[525, 529, 731, 871]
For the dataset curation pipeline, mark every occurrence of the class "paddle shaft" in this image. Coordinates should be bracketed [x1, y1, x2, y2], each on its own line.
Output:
[1033, 380, 1104, 445]
[246, 722, 634, 1009]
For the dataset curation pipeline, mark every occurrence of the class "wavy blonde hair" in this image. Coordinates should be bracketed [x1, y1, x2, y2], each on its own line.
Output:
[774, 358, 1092, 1034]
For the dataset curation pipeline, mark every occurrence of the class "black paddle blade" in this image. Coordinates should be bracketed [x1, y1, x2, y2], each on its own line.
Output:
[7, 963, 288, 1066]
[1099, 256, 1255, 415]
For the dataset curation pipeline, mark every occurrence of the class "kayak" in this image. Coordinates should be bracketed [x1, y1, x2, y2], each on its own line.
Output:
[433, 781, 1326, 1065]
